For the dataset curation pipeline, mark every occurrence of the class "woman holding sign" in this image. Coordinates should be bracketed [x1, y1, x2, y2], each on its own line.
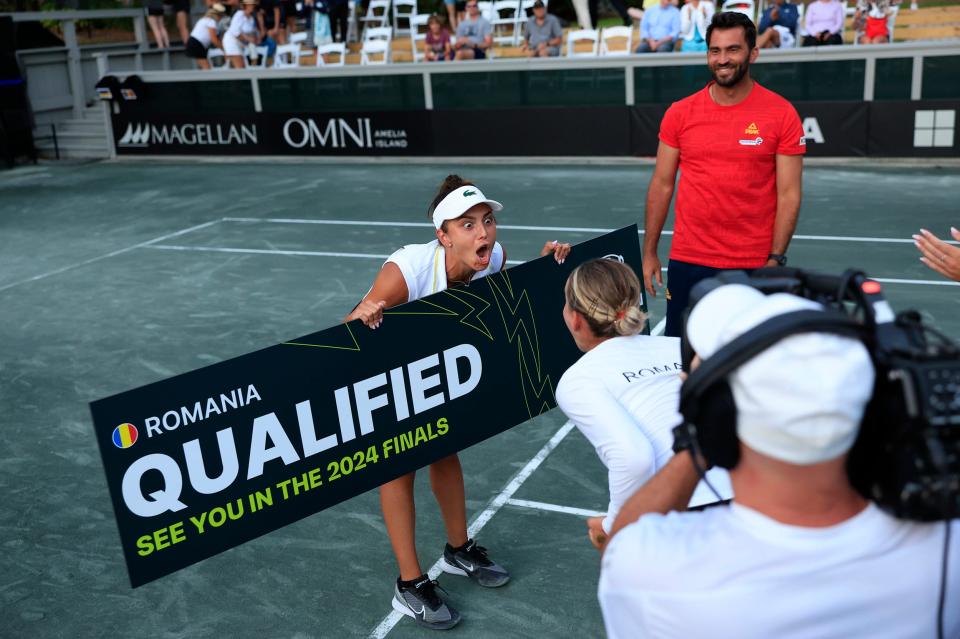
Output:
[346, 175, 571, 630]
[555, 258, 731, 550]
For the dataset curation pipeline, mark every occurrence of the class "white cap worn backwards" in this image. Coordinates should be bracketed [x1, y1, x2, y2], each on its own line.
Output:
[687, 284, 875, 465]
[431, 185, 503, 230]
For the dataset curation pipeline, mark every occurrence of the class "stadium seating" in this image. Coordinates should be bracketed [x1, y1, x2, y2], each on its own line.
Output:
[316, 42, 347, 66]
[600, 26, 633, 55]
[566, 28, 599, 56]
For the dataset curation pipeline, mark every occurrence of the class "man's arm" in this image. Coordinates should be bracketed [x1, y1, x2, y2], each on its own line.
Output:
[768, 153, 803, 264]
[608, 450, 702, 541]
[643, 141, 680, 296]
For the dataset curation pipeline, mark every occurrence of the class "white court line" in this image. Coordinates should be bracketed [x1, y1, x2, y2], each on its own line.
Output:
[505, 498, 605, 519]
[147, 244, 524, 265]
[0, 220, 221, 295]
[221, 216, 960, 246]
[146, 245, 958, 287]
[650, 317, 666, 336]
[367, 421, 578, 639]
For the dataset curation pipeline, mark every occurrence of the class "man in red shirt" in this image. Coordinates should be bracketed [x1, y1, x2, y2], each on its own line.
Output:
[642, 11, 805, 337]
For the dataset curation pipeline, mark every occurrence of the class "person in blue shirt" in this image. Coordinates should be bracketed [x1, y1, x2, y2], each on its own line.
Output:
[636, 0, 681, 52]
[757, 0, 800, 48]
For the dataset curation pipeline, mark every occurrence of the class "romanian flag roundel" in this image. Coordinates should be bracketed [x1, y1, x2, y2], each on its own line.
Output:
[112, 423, 138, 449]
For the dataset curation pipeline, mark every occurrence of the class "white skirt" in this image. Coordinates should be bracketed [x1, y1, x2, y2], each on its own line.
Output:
[223, 33, 245, 56]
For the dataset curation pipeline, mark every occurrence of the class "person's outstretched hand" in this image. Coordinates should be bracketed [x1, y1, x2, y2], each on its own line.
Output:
[914, 227, 960, 282]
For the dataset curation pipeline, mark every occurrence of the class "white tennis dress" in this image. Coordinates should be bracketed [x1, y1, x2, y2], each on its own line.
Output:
[385, 239, 505, 302]
[556, 335, 732, 533]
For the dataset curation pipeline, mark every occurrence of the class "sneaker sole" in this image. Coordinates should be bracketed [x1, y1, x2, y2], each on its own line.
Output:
[391, 596, 461, 630]
[441, 558, 510, 587]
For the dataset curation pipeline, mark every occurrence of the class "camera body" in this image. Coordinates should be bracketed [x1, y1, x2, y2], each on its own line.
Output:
[674, 267, 960, 522]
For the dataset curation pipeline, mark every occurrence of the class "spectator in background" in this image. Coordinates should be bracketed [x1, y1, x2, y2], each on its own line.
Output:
[636, 0, 681, 52]
[914, 227, 960, 282]
[224, 0, 259, 68]
[589, 0, 632, 29]
[757, 0, 799, 47]
[678, 0, 715, 52]
[163, 0, 191, 44]
[284, 0, 299, 35]
[319, 0, 349, 42]
[424, 15, 454, 61]
[454, 0, 493, 60]
[260, 0, 287, 44]
[522, 0, 562, 57]
[145, 0, 171, 48]
[443, 0, 458, 31]
[802, 0, 844, 46]
[854, 0, 898, 43]
[185, 3, 226, 68]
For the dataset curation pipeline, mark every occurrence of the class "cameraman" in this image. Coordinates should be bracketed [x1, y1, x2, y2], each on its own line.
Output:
[599, 284, 960, 638]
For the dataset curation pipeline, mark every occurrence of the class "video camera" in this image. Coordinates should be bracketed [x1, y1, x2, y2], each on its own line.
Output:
[675, 267, 960, 523]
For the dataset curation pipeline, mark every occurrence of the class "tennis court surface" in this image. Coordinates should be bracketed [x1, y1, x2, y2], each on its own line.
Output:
[1, 160, 958, 638]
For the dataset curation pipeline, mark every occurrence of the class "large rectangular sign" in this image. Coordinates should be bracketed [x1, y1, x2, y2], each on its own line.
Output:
[111, 111, 433, 156]
[110, 102, 959, 158]
[90, 227, 644, 587]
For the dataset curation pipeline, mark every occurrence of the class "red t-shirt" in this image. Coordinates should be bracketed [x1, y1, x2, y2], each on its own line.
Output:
[659, 81, 806, 269]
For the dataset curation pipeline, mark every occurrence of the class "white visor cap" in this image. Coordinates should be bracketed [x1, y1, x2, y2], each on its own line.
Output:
[687, 284, 875, 466]
[432, 185, 503, 230]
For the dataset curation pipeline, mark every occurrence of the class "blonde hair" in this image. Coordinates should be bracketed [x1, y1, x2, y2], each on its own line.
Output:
[565, 259, 647, 337]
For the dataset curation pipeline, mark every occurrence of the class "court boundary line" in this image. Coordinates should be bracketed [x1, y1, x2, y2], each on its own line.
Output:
[367, 421, 578, 639]
[0, 219, 222, 295]
[505, 498, 605, 519]
[220, 216, 960, 246]
[142, 245, 960, 287]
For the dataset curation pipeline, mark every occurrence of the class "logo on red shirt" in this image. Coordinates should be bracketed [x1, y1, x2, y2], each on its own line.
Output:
[745, 122, 760, 135]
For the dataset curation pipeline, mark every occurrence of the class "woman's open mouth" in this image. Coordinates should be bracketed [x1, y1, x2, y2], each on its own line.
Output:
[475, 243, 491, 267]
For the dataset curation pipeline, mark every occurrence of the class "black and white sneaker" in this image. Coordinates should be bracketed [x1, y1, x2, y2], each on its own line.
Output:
[441, 539, 510, 588]
[392, 575, 461, 630]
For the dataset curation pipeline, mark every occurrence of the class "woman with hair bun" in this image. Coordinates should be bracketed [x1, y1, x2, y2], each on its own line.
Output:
[556, 258, 730, 549]
[345, 174, 571, 631]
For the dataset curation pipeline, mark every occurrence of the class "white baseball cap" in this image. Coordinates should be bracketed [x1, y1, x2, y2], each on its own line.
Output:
[431, 185, 503, 230]
[687, 284, 875, 465]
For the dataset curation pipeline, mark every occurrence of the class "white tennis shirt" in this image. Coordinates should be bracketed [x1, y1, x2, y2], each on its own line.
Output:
[385, 239, 505, 302]
[600, 502, 960, 639]
[556, 335, 732, 533]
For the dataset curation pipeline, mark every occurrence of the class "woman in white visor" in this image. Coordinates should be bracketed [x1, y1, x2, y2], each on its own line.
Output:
[345, 174, 571, 630]
[556, 258, 732, 549]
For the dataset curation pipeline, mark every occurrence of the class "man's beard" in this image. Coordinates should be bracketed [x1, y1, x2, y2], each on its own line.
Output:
[710, 60, 750, 87]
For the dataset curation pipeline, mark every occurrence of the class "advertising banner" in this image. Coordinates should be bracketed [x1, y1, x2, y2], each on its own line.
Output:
[111, 111, 433, 156]
[90, 226, 644, 587]
[867, 100, 960, 157]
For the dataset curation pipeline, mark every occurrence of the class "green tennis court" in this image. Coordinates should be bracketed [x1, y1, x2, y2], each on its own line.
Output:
[1, 159, 958, 638]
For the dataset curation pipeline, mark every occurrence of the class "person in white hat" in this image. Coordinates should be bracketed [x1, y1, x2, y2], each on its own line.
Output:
[224, 0, 260, 68]
[555, 258, 731, 550]
[345, 174, 571, 630]
[598, 284, 960, 639]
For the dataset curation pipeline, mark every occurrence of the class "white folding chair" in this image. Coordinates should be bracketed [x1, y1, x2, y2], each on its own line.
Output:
[361, 38, 391, 63]
[315, 42, 347, 65]
[289, 31, 309, 44]
[364, 25, 393, 41]
[409, 14, 430, 63]
[477, 1, 495, 20]
[599, 25, 632, 55]
[393, 0, 418, 36]
[794, 1, 805, 46]
[346, 0, 360, 41]
[360, 0, 391, 39]
[721, 0, 755, 21]
[246, 44, 270, 67]
[490, 0, 520, 45]
[273, 43, 302, 67]
[206, 47, 228, 67]
[565, 28, 599, 56]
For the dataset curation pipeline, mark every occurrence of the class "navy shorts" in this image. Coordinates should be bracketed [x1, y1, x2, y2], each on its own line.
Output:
[664, 259, 725, 338]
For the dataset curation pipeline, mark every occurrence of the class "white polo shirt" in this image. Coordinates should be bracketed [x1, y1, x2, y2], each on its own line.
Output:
[385, 240, 505, 302]
[556, 335, 731, 533]
[600, 502, 960, 639]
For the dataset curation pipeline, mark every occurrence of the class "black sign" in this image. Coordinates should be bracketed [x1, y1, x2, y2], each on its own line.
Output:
[868, 100, 960, 157]
[112, 111, 433, 156]
[89, 227, 645, 587]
